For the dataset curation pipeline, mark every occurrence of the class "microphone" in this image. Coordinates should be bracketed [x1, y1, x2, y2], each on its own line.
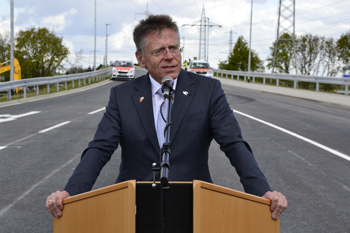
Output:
[161, 76, 174, 99]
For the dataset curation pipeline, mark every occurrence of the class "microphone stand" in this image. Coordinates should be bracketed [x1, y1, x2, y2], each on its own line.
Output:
[151, 84, 173, 233]
[160, 92, 173, 187]
[160, 92, 173, 233]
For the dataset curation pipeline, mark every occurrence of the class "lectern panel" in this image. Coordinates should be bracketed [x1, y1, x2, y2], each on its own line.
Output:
[54, 181, 136, 233]
[193, 180, 279, 233]
[54, 180, 279, 233]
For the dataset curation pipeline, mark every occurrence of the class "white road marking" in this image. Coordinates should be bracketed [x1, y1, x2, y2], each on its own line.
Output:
[0, 111, 41, 123]
[12, 111, 41, 118]
[0, 154, 80, 217]
[39, 121, 71, 133]
[1, 114, 86, 150]
[0, 146, 7, 151]
[88, 107, 105, 115]
[232, 109, 350, 162]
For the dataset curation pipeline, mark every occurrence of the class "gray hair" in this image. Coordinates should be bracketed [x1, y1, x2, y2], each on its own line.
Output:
[133, 14, 180, 55]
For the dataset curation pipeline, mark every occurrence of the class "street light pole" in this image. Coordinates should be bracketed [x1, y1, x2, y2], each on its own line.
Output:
[248, 0, 253, 83]
[206, 17, 209, 62]
[105, 23, 111, 67]
[8, 0, 14, 100]
[10, 0, 14, 81]
[182, 37, 185, 61]
[94, 0, 96, 71]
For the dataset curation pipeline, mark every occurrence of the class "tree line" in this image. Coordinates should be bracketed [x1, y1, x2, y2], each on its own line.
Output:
[0, 27, 100, 82]
[219, 31, 350, 77]
[2, 26, 349, 80]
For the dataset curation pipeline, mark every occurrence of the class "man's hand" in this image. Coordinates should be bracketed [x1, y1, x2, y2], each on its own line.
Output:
[262, 191, 287, 220]
[46, 190, 70, 218]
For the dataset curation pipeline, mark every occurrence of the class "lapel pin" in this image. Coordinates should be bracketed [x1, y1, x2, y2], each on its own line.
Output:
[183, 91, 188, 96]
[140, 97, 145, 102]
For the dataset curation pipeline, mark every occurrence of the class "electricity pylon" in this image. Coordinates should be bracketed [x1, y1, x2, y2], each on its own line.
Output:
[199, 7, 207, 61]
[135, 2, 150, 19]
[226, 29, 237, 57]
[272, 0, 297, 74]
[183, 5, 221, 61]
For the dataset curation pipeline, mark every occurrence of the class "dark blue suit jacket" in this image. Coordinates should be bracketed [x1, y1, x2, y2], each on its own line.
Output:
[64, 70, 271, 196]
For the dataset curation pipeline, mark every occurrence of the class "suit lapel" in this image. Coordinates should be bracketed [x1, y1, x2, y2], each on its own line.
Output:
[170, 70, 196, 141]
[132, 74, 160, 154]
[132, 71, 196, 153]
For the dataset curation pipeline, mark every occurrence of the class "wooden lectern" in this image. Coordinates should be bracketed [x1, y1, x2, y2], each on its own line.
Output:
[54, 180, 279, 233]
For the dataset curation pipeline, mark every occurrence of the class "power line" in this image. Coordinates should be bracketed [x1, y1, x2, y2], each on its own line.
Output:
[151, 0, 167, 14]
[216, 8, 349, 44]
[179, 0, 194, 18]
[296, 0, 347, 16]
[307, 18, 350, 34]
[192, 0, 201, 16]
[297, 11, 349, 29]
[219, 1, 349, 33]
[212, 0, 221, 25]
[128, 0, 144, 11]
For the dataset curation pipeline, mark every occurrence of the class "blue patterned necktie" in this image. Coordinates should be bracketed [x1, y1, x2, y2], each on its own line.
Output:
[156, 88, 169, 148]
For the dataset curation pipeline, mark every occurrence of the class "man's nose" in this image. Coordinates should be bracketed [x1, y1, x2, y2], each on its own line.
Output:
[163, 48, 174, 60]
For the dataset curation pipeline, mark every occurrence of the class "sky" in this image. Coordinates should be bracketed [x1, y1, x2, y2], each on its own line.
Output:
[0, 0, 349, 71]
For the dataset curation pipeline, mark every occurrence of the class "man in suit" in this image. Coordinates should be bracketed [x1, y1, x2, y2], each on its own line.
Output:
[47, 14, 287, 220]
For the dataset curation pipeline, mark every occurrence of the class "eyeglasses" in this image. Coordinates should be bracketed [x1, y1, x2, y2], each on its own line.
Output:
[148, 45, 183, 58]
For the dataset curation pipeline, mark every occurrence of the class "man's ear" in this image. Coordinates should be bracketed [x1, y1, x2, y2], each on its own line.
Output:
[135, 51, 146, 68]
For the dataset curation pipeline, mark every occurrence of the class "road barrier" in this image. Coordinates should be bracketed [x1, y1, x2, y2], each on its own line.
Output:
[0, 68, 112, 100]
[213, 69, 349, 95]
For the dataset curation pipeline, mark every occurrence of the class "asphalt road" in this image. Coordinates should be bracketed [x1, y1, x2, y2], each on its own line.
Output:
[0, 69, 349, 232]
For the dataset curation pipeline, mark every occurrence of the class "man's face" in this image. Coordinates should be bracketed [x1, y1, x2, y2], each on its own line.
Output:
[135, 28, 182, 83]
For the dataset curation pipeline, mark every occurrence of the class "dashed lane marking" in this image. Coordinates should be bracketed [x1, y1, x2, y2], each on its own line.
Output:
[88, 107, 105, 115]
[38, 121, 71, 133]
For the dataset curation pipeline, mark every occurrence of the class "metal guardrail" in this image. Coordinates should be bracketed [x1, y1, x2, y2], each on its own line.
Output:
[0, 68, 112, 100]
[213, 69, 350, 95]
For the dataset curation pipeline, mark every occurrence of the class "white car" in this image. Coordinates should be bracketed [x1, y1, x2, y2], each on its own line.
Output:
[187, 60, 213, 78]
[111, 60, 135, 81]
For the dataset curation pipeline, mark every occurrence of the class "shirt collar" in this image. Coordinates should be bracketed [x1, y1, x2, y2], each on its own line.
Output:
[149, 74, 177, 96]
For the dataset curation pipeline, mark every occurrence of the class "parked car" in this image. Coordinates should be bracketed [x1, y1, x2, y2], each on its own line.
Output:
[187, 60, 213, 78]
[111, 60, 135, 81]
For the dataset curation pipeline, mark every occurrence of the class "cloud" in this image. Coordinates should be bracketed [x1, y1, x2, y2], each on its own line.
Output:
[41, 8, 78, 31]
[0, 20, 10, 34]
